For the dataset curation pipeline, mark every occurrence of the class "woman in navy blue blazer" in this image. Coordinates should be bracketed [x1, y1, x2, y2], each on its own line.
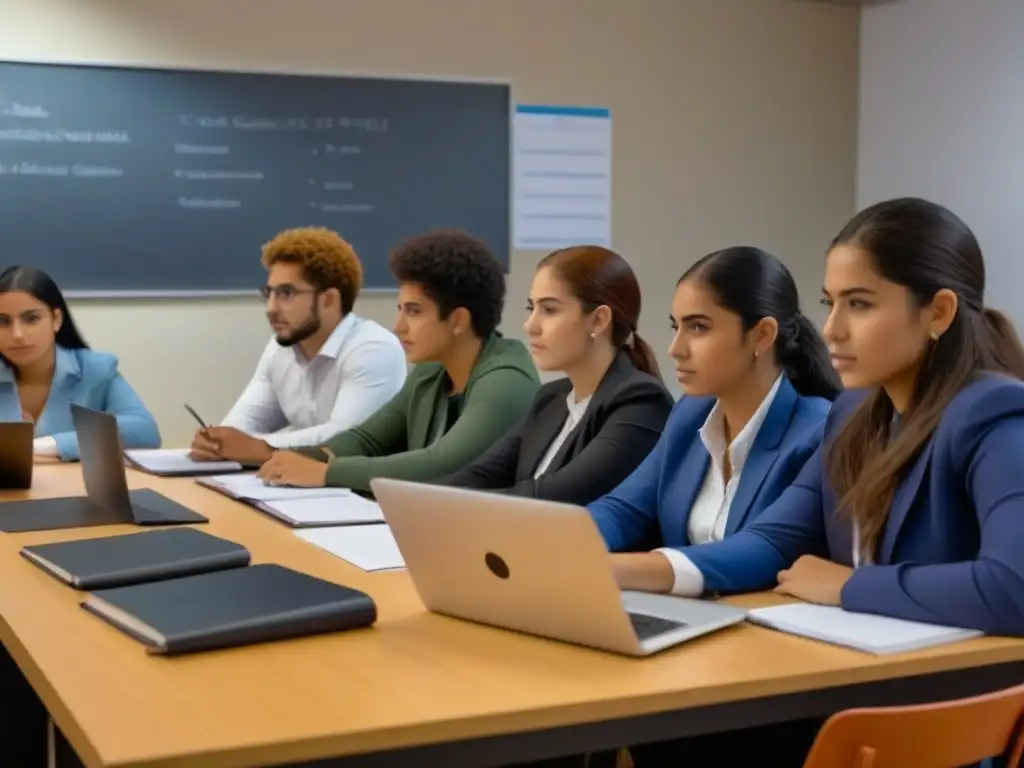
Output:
[618, 198, 1024, 767]
[587, 246, 842, 592]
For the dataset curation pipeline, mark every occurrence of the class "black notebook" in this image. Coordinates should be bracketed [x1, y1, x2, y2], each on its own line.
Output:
[81, 564, 378, 655]
[21, 528, 250, 590]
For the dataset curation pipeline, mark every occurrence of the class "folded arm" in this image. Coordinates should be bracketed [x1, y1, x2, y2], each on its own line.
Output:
[841, 410, 1024, 636]
[322, 369, 537, 493]
[295, 383, 411, 464]
[587, 426, 666, 551]
[666, 448, 828, 596]
[52, 374, 162, 461]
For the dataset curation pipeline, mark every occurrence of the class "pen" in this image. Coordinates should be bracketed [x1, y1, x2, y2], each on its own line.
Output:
[184, 403, 209, 430]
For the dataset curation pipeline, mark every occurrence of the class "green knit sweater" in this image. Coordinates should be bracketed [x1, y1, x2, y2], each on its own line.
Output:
[298, 334, 539, 491]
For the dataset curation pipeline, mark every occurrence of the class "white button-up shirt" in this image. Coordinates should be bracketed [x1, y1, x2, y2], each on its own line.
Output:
[221, 313, 407, 448]
[533, 391, 593, 478]
[657, 375, 783, 595]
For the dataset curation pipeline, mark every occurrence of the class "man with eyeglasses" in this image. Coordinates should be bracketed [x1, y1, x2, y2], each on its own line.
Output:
[189, 227, 406, 464]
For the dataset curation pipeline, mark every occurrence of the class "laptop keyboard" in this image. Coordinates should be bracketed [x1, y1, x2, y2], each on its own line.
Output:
[627, 612, 687, 640]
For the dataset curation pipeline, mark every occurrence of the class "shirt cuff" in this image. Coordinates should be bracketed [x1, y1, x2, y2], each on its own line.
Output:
[653, 547, 705, 597]
[260, 432, 291, 449]
[261, 427, 327, 449]
[32, 436, 58, 456]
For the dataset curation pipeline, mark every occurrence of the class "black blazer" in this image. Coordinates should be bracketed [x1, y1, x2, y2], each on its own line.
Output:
[441, 353, 673, 505]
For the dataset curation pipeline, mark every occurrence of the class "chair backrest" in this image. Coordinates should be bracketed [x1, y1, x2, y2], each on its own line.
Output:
[802, 682, 1024, 768]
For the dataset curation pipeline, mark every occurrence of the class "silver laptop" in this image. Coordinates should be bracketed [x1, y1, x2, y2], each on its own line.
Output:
[370, 478, 747, 657]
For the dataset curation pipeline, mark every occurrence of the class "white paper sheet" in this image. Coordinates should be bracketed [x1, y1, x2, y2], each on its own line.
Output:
[198, 473, 352, 502]
[747, 603, 982, 655]
[296, 525, 405, 572]
[125, 448, 243, 474]
[513, 104, 612, 250]
[259, 496, 384, 526]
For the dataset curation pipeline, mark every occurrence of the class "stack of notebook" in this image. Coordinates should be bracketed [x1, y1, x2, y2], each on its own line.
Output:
[21, 527, 377, 655]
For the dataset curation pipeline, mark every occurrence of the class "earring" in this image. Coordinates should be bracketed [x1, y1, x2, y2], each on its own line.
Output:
[590, 332, 596, 339]
[929, 330, 940, 341]
[754, 349, 760, 359]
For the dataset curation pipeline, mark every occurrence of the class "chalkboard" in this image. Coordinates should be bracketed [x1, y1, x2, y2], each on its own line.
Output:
[0, 61, 511, 296]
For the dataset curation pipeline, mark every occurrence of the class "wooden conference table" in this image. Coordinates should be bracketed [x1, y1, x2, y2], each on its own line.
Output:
[0, 465, 1023, 768]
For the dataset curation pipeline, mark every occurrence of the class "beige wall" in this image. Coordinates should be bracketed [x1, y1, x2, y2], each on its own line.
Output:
[1, 0, 859, 447]
[858, 0, 1024, 327]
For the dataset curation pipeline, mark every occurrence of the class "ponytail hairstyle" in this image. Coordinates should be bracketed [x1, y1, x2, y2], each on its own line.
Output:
[681, 246, 842, 401]
[826, 197, 1024, 563]
[537, 245, 662, 382]
[0, 266, 89, 369]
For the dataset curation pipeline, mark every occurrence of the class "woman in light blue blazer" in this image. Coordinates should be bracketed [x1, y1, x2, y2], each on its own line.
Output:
[587, 246, 842, 592]
[618, 200, 1024, 767]
[0, 266, 160, 461]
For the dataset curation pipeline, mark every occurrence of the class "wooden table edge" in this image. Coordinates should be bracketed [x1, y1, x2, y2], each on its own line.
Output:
[1, 613, 105, 767]
[5, 467, 1024, 767]
[40, 635, 1024, 768]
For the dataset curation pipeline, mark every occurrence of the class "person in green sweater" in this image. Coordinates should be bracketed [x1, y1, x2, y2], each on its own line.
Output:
[256, 230, 540, 492]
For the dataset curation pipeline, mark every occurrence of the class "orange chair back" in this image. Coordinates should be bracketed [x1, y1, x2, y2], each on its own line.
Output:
[801, 682, 1024, 767]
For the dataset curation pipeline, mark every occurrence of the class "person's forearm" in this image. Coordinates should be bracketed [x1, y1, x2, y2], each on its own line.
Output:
[227, 441, 273, 464]
[611, 552, 675, 593]
[294, 445, 332, 462]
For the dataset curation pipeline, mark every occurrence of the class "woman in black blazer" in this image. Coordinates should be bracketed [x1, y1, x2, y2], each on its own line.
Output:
[442, 245, 673, 505]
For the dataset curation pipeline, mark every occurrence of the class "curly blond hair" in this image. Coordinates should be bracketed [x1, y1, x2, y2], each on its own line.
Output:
[261, 227, 363, 313]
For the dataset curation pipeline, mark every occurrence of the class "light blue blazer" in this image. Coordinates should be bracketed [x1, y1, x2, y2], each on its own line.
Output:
[588, 377, 831, 552]
[0, 345, 161, 461]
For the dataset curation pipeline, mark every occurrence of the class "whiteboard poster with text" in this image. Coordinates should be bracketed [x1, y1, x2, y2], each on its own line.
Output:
[513, 105, 611, 251]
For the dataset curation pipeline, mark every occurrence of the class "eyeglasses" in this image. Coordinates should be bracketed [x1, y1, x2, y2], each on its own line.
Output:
[259, 285, 319, 302]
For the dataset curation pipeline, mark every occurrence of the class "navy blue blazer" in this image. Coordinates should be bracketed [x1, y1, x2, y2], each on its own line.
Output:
[684, 374, 1024, 636]
[588, 377, 831, 552]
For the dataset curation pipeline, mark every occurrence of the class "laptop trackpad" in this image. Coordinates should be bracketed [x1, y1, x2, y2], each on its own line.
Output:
[626, 612, 688, 640]
[128, 488, 208, 525]
[622, 591, 705, 639]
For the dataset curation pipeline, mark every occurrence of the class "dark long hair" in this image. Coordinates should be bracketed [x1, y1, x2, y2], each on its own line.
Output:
[0, 266, 89, 364]
[538, 245, 662, 382]
[681, 246, 842, 401]
[826, 197, 1024, 562]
